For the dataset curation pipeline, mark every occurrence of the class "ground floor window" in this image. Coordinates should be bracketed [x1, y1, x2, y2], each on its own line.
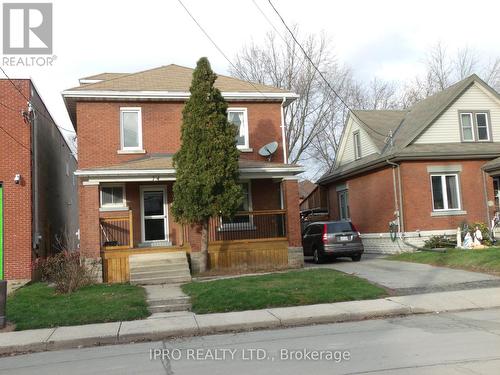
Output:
[338, 190, 349, 220]
[430, 174, 460, 211]
[100, 184, 126, 208]
[221, 182, 252, 229]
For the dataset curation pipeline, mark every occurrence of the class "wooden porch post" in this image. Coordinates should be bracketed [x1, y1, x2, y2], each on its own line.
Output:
[128, 210, 133, 248]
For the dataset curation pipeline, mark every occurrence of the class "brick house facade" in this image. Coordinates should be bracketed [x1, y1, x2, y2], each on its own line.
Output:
[0, 79, 78, 281]
[63, 64, 304, 280]
[313, 75, 500, 253]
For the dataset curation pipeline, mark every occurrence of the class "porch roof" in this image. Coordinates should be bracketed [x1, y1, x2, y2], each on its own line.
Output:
[483, 156, 500, 174]
[75, 154, 304, 181]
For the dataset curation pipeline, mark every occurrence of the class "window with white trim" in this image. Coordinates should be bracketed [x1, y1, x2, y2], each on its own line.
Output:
[430, 174, 460, 211]
[228, 108, 249, 149]
[100, 184, 126, 208]
[460, 111, 491, 142]
[353, 131, 361, 159]
[120, 107, 142, 150]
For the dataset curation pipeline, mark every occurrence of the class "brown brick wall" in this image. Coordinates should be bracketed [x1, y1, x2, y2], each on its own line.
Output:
[0, 80, 33, 280]
[76, 100, 285, 169]
[401, 160, 493, 231]
[283, 180, 301, 247]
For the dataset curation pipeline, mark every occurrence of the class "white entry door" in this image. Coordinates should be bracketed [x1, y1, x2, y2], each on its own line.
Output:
[140, 186, 168, 244]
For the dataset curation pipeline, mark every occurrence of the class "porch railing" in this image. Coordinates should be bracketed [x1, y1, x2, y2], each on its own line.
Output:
[208, 210, 287, 242]
[100, 211, 133, 250]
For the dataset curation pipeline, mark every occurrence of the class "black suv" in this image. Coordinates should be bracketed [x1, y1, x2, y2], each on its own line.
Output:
[302, 221, 364, 263]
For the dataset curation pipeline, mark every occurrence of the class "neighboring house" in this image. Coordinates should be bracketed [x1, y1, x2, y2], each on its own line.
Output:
[0, 79, 78, 282]
[62, 64, 304, 282]
[314, 74, 500, 253]
[298, 180, 316, 206]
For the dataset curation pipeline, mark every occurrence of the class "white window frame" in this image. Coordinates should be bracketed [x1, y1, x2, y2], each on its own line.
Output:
[227, 108, 249, 150]
[475, 112, 490, 141]
[460, 112, 475, 142]
[120, 107, 143, 151]
[100, 184, 126, 208]
[430, 174, 461, 211]
[219, 181, 255, 231]
[353, 131, 361, 160]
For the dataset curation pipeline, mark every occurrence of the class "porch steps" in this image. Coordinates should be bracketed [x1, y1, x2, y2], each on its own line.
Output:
[129, 252, 192, 285]
[143, 284, 192, 314]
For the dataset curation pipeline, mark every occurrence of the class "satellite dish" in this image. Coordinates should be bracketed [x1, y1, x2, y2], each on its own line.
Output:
[258, 141, 279, 161]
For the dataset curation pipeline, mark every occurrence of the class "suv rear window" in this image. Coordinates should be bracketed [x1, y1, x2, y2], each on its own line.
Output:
[326, 222, 354, 233]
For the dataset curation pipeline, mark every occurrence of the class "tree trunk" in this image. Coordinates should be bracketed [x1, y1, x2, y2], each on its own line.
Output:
[199, 219, 209, 273]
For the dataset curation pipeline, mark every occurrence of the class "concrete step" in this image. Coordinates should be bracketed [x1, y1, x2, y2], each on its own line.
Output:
[130, 275, 192, 285]
[147, 296, 191, 307]
[131, 269, 191, 279]
[148, 302, 192, 314]
[130, 259, 188, 268]
[129, 252, 187, 263]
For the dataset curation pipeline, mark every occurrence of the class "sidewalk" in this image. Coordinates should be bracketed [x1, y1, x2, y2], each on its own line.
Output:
[2, 286, 500, 355]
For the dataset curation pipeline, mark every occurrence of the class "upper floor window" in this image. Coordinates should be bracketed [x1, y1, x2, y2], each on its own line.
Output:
[460, 111, 491, 142]
[120, 107, 143, 150]
[100, 184, 126, 208]
[228, 108, 249, 150]
[430, 174, 460, 211]
[353, 131, 361, 160]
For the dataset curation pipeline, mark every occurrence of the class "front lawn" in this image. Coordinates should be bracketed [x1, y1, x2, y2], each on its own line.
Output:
[182, 269, 387, 314]
[388, 247, 500, 275]
[7, 283, 149, 331]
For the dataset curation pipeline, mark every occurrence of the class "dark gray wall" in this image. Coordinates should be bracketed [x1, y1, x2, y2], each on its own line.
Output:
[30, 83, 79, 257]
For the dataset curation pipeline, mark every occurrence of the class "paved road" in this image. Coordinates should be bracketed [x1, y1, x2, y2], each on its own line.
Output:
[305, 255, 500, 294]
[1, 308, 500, 374]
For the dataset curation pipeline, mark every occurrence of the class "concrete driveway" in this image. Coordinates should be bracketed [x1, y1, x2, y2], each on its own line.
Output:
[305, 254, 500, 295]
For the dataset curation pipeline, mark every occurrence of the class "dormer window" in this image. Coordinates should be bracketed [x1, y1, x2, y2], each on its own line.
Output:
[353, 131, 361, 160]
[228, 108, 249, 150]
[460, 111, 491, 142]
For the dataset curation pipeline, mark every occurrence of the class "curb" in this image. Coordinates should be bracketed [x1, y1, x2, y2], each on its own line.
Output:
[2, 287, 500, 356]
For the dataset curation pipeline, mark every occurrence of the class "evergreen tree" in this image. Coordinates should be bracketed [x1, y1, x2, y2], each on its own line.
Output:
[172, 57, 242, 273]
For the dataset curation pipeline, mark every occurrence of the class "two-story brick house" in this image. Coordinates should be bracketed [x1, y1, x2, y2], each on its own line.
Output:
[314, 75, 500, 253]
[0, 79, 78, 283]
[63, 64, 304, 282]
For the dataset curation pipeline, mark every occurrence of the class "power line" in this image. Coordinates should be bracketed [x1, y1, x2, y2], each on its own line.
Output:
[176, 0, 271, 99]
[0, 66, 77, 135]
[0, 124, 31, 152]
[266, 0, 390, 140]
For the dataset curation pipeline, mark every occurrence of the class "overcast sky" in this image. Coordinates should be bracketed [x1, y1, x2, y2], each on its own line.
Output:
[3, 0, 499, 149]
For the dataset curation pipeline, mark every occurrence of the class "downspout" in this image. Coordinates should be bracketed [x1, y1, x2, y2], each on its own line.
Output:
[280, 97, 288, 164]
[482, 170, 491, 230]
[386, 160, 404, 234]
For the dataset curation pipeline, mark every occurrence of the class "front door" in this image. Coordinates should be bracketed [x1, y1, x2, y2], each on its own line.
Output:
[140, 186, 168, 244]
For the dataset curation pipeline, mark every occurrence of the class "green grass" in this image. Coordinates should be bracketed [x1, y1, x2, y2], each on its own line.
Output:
[388, 247, 500, 275]
[7, 283, 149, 330]
[182, 269, 387, 314]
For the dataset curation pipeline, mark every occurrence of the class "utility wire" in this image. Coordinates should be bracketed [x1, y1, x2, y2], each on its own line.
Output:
[266, 0, 390, 140]
[0, 66, 77, 134]
[0, 124, 31, 152]
[177, 0, 272, 99]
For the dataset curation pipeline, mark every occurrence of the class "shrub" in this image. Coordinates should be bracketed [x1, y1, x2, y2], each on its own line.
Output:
[424, 235, 457, 249]
[35, 251, 97, 294]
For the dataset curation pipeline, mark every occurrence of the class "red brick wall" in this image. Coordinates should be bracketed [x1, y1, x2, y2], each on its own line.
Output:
[0, 80, 33, 280]
[401, 160, 493, 231]
[283, 180, 301, 247]
[76, 100, 284, 169]
[251, 179, 282, 210]
[79, 183, 100, 258]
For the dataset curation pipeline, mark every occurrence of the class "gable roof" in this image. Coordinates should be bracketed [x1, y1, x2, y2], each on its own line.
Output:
[319, 74, 500, 184]
[79, 73, 129, 82]
[68, 64, 290, 94]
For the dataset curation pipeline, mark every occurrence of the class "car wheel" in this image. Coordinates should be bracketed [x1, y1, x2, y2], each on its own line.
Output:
[351, 254, 362, 262]
[313, 249, 323, 264]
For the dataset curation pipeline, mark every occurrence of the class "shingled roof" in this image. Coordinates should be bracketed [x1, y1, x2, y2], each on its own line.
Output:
[319, 74, 500, 184]
[68, 64, 290, 94]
